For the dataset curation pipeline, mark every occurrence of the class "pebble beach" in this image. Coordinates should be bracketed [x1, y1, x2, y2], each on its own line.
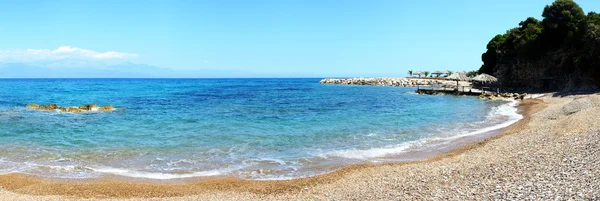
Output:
[0, 93, 598, 200]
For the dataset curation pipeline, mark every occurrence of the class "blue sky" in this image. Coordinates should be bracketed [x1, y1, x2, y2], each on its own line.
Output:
[1, 0, 599, 78]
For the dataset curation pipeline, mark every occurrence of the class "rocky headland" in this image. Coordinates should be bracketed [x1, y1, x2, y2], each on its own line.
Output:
[25, 103, 115, 113]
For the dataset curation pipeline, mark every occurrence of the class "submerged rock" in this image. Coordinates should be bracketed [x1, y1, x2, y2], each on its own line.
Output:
[68, 107, 83, 113]
[26, 103, 40, 109]
[25, 103, 115, 113]
[41, 104, 58, 110]
[98, 105, 115, 111]
[79, 104, 98, 111]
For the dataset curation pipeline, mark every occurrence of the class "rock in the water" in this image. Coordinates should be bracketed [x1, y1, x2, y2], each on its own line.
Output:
[79, 104, 98, 111]
[41, 104, 58, 111]
[99, 105, 115, 111]
[68, 107, 83, 113]
[26, 103, 40, 109]
[25, 103, 114, 113]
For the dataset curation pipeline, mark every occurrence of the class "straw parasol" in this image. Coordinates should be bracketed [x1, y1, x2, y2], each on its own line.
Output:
[413, 71, 423, 77]
[445, 72, 472, 91]
[431, 71, 443, 77]
[473, 73, 498, 84]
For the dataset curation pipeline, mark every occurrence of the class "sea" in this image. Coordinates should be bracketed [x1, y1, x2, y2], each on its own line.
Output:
[0, 78, 521, 180]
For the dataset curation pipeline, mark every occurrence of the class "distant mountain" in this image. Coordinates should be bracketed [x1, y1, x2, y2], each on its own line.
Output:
[0, 62, 270, 78]
[0, 62, 166, 78]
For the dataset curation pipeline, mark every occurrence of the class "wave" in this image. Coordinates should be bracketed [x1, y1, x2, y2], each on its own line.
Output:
[89, 167, 236, 180]
[324, 100, 522, 160]
[0, 100, 524, 180]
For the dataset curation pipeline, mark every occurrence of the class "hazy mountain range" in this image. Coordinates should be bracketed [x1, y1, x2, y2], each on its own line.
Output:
[0, 61, 280, 78]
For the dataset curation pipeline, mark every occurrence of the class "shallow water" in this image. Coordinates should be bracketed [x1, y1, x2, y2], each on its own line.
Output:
[0, 78, 520, 180]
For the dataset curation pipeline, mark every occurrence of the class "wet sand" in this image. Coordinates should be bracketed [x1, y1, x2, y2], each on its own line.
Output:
[1, 94, 599, 200]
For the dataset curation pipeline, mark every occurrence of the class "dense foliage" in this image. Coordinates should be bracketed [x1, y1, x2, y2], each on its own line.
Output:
[479, 0, 600, 91]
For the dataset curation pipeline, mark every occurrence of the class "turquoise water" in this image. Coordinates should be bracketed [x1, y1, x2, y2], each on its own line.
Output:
[0, 79, 519, 180]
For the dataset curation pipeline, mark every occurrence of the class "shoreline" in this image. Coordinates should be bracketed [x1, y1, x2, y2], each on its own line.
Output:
[0, 98, 521, 182]
[0, 97, 544, 199]
[1, 93, 599, 199]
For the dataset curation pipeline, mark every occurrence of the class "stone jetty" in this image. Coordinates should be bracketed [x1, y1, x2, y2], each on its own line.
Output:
[319, 77, 449, 87]
[26, 103, 116, 113]
[320, 77, 531, 100]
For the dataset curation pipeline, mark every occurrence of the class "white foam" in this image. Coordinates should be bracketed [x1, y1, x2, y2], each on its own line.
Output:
[242, 158, 287, 166]
[446, 100, 522, 139]
[528, 94, 545, 99]
[325, 142, 416, 159]
[258, 158, 287, 165]
[89, 166, 242, 180]
[91, 167, 219, 179]
[324, 100, 523, 160]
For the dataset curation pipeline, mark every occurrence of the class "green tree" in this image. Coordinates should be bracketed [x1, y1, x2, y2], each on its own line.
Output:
[423, 71, 430, 77]
[479, 34, 507, 75]
[587, 12, 600, 25]
[446, 70, 453, 76]
[580, 16, 600, 83]
[466, 70, 478, 78]
[477, 0, 599, 89]
[541, 0, 585, 48]
[515, 17, 543, 57]
[408, 70, 413, 77]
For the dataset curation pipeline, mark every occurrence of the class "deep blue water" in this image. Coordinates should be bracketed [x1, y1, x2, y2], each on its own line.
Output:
[0, 78, 519, 179]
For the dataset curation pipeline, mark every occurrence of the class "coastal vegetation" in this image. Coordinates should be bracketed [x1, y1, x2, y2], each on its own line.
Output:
[465, 70, 478, 78]
[479, 0, 600, 91]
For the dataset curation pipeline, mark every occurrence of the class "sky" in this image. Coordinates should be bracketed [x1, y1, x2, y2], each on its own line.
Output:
[0, 0, 599, 78]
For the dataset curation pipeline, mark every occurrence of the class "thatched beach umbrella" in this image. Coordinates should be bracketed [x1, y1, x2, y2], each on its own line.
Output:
[413, 71, 423, 78]
[446, 72, 472, 91]
[473, 73, 498, 84]
[431, 71, 443, 77]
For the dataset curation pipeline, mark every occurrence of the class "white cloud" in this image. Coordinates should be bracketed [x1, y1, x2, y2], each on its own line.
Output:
[0, 46, 138, 62]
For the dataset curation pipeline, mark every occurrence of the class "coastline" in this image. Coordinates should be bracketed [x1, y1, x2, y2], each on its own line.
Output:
[0, 93, 599, 200]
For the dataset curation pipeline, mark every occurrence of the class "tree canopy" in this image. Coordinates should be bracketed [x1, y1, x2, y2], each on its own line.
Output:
[479, 0, 600, 91]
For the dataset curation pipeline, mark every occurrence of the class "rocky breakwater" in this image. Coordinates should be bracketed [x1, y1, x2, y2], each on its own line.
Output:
[319, 77, 443, 87]
[26, 103, 116, 113]
[478, 92, 528, 101]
